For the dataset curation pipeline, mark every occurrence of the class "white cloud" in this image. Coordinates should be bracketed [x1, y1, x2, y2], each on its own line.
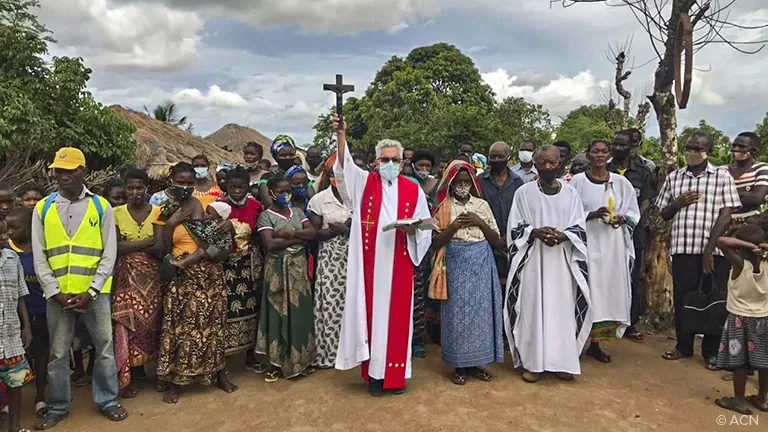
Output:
[387, 21, 410, 35]
[122, 0, 441, 35]
[38, 0, 203, 71]
[173, 85, 249, 108]
[483, 69, 610, 118]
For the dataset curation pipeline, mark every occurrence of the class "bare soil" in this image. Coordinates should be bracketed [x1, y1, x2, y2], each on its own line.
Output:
[16, 332, 760, 432]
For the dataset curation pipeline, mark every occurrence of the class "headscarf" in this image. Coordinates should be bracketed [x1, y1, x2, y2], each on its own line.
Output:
[217, 162, 235, 173]
[472, 153, 487, 172]
[209, 202, 232, 220]
[270, 134, 297, 159]
[429, 160, 482, 301]
[285, 165, 306, 180]
[324, 153, 337, 173]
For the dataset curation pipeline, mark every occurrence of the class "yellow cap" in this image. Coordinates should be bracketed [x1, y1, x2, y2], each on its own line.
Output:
[49, 147, 86, 170]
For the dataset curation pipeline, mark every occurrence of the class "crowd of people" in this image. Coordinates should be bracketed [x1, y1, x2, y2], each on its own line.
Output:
[0, 119, 767, 431]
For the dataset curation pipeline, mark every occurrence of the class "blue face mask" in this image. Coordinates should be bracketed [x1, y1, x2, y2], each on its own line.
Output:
[379, 161, 401, 182]
[291, 185, 309, 199]
[273, 192, 292, 207]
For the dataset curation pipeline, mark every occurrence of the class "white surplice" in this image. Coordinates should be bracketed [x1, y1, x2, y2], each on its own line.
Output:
[504, 181, 592, 375]
[569, 173, 640, 338]
[334, 146, 432, 380]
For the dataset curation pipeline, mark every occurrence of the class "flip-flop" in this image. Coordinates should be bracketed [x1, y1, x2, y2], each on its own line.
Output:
[625, 331, 647, 343]
[264, 371, 281, 383]
[706, 358, 720, 371]
[470, 368, 494, 382]
[746, 395, 768, 412]
[662, 349, 689, 361]
[412, 345, 427, 359]
[245, 362, 268, 374]
[34, 401, 47, 418]
[451, 373, 466, 385]
[715, 397, 753, 415]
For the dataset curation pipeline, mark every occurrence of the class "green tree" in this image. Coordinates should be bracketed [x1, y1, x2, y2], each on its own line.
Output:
[312, 44, 552, 161]
[554, 105, 619, 155]
[489, 97, 554, 157]
[0, 0, 136, 169]
[755, 112, 768, 161]
[678, 119, 731, 166]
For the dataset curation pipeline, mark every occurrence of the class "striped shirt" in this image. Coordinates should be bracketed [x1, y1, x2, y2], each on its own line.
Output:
[732, 161, 768, 217]
[656, 163, 741, 256]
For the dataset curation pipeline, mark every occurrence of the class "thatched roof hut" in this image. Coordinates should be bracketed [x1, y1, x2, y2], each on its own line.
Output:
[110, 105, 243, 177]
[205, 124, 273, 162]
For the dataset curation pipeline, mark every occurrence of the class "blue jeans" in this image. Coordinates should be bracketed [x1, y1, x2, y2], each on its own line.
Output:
[46, 295, 119, 415]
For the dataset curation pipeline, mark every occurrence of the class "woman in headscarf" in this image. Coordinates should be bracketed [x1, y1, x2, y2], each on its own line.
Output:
[285, 165, 314, 213]
[429, 160, 505, 385]
[255, 177, 317, 382]
[219, 167, 265, 372]
[308, 154, 352, 368]
[258, 135, 299, 206]
[155, 163, 233, 404]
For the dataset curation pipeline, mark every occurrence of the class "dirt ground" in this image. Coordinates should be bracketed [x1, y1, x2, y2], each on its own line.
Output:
[14, 332, 762, 432]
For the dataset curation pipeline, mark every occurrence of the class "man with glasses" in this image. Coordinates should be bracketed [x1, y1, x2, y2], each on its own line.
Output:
[331, 116, 432, 397]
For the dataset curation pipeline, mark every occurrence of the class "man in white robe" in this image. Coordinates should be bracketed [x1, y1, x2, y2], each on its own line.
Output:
[504, 145, 593, 383]
[332, 116, 432, 396]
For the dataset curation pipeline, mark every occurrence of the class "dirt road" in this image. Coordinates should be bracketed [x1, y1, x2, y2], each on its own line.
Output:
[16, 333, 760, 432]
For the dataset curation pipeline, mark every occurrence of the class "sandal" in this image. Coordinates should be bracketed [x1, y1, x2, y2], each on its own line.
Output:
[245, 362, 268, 374]
[715, 397, 753, 415]
[662, 348, 689, 361]
[470, 367, 493, 382]
[34, 412, 69, 431]
[72, 375, 91, 387]
[300, 366, 316, 376]
[624, 331, 647, 343]
[706, 357, 720, 371]
[555, 372, 574, 381]
[412, 345, 427, 359]
[101, 404, 128, 422]
[451, 373, 466, 385]
[264, 371, 281, 383]
[121, 385, 139, 399]
[34, 401, 47, 419]
[746, 395, 768, 412]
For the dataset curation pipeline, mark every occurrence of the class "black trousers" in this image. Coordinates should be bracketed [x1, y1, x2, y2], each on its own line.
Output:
[671, 254, 729, 359]
[630, 246, 646, 327]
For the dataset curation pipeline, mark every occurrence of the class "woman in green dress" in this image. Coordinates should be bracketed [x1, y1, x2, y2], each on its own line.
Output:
[255, 177, 317, 382]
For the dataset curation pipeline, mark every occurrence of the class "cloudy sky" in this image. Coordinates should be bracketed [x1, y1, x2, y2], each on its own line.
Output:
[35, 0, 768, 145]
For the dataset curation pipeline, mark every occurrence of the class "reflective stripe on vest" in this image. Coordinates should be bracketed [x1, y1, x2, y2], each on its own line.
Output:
[36, 194, 113, 295]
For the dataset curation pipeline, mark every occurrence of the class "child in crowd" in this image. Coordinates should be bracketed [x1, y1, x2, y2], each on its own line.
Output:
[0, 187, 13, 221]
[5, 208, 48, 418]
[103, 179, 127, 208]
[715, 225, 768, 415]
[16, 186, 44, 211]
[0, 219, 34, 432]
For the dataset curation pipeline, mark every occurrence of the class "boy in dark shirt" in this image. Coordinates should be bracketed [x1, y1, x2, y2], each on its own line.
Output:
[5, 208, 48, 418]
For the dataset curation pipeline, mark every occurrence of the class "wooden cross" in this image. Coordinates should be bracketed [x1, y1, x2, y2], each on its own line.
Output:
[362, 214, 376, 231]
[323, 74, 355, 130]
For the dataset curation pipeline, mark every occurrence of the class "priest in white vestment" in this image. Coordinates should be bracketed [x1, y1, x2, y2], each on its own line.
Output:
[332, 116, 432, 396]
[504, 145, 593, 383]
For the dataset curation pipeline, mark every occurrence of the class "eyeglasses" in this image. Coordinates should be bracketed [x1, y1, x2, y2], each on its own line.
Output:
[378, 157, 402, 164]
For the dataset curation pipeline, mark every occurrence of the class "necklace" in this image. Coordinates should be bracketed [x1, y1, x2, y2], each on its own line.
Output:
[537, 179, 561, 195]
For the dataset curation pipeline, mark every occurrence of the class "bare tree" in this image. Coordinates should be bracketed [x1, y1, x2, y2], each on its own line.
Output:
[604, 41, 652, 132]
[555, 0, 767, 329]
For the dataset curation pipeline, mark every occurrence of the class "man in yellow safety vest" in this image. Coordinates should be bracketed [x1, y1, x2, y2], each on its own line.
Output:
[31, 148, 127, 429]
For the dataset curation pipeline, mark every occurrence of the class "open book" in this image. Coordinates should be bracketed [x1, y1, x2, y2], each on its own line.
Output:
[382, 218, 439, 232]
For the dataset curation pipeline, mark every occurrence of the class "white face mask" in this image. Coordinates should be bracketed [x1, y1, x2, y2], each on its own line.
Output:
[194, 167, 208, 179]
[519, 150, 534, 164]
[379, 161, 401, 182]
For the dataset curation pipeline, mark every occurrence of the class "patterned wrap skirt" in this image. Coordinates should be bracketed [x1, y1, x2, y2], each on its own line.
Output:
[255, 247, 316, 378]
[440, 241, 504, 368]
[222, 249, 259, 355]
[157, 259, 227, 385]
[112, 252, 164, 389]
[716, 313, 768, 371]
[312, 235, 348, 368]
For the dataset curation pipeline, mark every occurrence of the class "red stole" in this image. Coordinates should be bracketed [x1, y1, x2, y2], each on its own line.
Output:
[360, 173, 419, 390]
